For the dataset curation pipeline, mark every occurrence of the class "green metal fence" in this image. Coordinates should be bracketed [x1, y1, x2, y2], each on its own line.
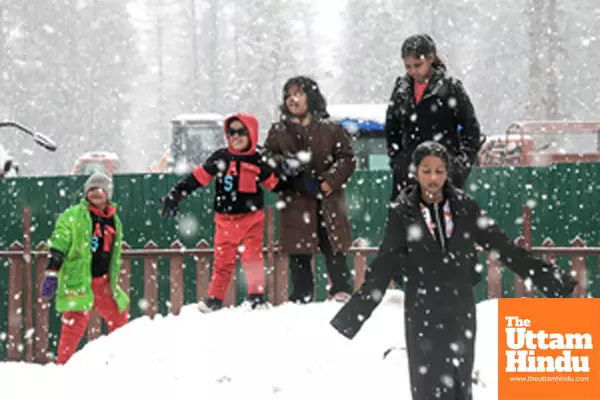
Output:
[1, 163, 599, 360]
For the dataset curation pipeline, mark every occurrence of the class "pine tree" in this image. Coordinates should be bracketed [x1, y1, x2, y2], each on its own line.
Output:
[2, 0, 137, 174]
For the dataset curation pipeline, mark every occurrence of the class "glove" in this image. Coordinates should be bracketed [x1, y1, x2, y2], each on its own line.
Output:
[160, 191, 181, 218]
[295, 171, 321, 197]
[40, 272, 58, 299]
[281, 154, 304, 177]
[306, 175, 321, 195]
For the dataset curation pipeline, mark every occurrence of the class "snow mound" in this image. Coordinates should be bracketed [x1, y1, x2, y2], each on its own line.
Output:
[0, 290, 498, 400]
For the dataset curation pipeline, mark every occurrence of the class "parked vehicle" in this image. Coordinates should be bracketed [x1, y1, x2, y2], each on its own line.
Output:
[168, 113, 225, 173]
[73, 151, 119, 175]
[478, 121, 600, 166]
[328, 103, 388, 170]
[147, 150, 170, 173]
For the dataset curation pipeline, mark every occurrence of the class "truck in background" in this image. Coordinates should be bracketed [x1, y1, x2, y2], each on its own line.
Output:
[478, 121, 600, 167]
[327, 103, 389, 171]
[148, 113, 226, 174]
[73, 151, 119, 175]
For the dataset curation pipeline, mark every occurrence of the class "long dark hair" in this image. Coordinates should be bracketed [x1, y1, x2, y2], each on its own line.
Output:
[279, 76, 329, 119]
[412, 140, 451, 170]
[401, 34, 447, 72]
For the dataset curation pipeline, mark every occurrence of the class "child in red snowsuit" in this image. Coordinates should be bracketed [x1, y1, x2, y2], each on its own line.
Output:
[161, 113, 283, 312]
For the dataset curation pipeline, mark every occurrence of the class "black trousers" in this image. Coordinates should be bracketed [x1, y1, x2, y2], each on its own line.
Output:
[288, 206, 352, 303]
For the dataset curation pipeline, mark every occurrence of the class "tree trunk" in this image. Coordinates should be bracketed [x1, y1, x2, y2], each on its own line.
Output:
[156, 2, 166, 135]
[206, 0, 219, 111]
[527, 0, 546, 119]
[545, 0, 560, 119]
[190, 0, 200, 111]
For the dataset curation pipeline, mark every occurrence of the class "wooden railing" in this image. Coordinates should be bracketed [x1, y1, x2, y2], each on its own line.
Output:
[1, 205, 598, 364]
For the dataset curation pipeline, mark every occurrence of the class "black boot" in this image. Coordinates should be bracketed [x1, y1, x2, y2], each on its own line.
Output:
[326, 253, 352, 297]
[248, 293, 270, 310]
[288, 254, 314, 304]
[197, 297, 223, 313]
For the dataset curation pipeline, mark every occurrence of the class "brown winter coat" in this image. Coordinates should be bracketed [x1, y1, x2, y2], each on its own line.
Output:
[263, 117, 356, 254]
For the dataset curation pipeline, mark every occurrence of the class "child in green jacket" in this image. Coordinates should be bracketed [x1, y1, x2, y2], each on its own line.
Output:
[40, 172, 130, 364]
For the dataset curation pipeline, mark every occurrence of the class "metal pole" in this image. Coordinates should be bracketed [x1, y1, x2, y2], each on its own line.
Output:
[23, 206, 34, 362]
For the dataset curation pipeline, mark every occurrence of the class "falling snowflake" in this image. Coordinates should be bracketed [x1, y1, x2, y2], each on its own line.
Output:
[440, 374, 455, 388]
[138, 299, 149, 311]
[177, 215, 198, 238]
[303, 212, 311, 224]
[407, 224, 423, 241]
[370, 288, 383, 302]
[476, 216, 494, 229]
[296, 151, 312, 163]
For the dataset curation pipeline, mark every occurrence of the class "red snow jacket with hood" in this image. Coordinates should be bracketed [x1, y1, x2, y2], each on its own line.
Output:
[171, 113, 280, 214]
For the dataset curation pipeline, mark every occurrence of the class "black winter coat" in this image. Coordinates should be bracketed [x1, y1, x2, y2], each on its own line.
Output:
[330, 184, 576, 400]
[385, 69, 482, 197]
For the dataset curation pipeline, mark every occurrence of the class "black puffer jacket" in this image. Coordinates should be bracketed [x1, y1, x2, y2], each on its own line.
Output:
[331, 183, 576, 400]
[385, 69, 482, 197]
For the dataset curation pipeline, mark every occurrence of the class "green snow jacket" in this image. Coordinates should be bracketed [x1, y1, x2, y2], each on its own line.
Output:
[47, 200, 129, 313]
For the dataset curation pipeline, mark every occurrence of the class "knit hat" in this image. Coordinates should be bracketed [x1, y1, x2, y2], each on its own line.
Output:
[84, 172, 113, 200]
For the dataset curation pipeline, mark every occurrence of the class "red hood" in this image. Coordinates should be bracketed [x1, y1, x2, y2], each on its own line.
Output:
[224, 113, 259, 155]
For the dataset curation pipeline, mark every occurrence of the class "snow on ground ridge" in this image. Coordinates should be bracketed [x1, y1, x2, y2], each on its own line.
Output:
[0, 290, 498, 400]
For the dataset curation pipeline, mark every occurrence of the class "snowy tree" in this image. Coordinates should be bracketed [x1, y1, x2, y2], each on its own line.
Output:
[223, 0, 315, 130]
[126, 0, 318, 169]
[339, 0, 410, 103]
[1, 0, 137, 175]
[338, 0, 480, 104]
[125, 0, 191, 171]
[558, 0, 600, 120]
[0, 2, 22, 119]
[465, 0, 530, 135]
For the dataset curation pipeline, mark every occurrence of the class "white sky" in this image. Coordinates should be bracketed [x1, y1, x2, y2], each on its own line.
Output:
[315, 0, 346, 36]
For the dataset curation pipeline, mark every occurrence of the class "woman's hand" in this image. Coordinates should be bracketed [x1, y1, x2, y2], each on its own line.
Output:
[320, 181, 333, 197]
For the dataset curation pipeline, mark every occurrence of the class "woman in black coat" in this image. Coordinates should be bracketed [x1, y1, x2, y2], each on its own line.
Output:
[330, 141, 576, 400]
[386, 34, 482, 199]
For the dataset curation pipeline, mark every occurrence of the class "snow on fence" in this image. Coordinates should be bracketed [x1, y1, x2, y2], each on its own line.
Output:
[1, 205, 597, 364]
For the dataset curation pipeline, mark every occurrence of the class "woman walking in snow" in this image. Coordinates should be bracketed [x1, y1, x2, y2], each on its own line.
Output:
[330, 141, 576, 400]
[263, 76, 356, 303]
[385, 34, 482, 199]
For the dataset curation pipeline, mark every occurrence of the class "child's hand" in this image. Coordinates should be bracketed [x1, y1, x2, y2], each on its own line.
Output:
[160, 193, 180, 218]
[282, 155, 303, 177]
[40, 272, 58, 299]
[320, 181, 333, 197]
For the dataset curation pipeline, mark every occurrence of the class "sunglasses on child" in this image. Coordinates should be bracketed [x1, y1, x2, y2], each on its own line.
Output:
[227, 128, 249, 137]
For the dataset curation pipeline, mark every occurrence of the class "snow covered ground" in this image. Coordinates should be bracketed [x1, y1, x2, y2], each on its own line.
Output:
[0, 290, 498, 399]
